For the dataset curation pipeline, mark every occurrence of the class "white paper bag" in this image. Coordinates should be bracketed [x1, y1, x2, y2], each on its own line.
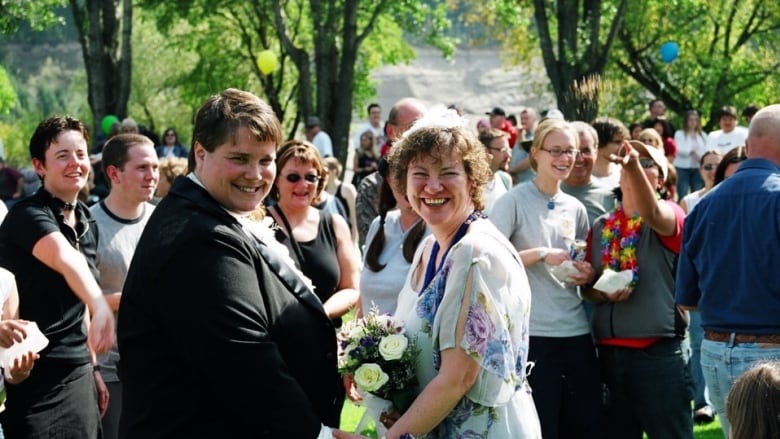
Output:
[593, 269, 634, 294]
[0, 321, 49, 370]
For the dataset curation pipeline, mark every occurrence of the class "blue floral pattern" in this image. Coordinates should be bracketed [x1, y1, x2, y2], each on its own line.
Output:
[397, 221, 541, 438]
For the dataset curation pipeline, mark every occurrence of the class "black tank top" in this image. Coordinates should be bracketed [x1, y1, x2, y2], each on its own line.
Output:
[274, 209, 341, 325]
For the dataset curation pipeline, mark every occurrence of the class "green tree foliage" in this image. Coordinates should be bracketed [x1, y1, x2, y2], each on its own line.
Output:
[613, 0, 780, 129]
[127, 15, 199, 145]
[0, 66, 17, 115]
[0, 0, 66, 34]
[141, 0, 456, 164]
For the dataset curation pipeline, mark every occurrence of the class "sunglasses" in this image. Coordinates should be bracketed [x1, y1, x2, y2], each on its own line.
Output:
[701, 163, 717, 171]
[285, 173, 321, 183]
[638, 157, 657, 169]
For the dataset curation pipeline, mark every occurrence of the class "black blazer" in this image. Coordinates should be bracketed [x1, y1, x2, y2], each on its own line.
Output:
[118, 177, 341, 438]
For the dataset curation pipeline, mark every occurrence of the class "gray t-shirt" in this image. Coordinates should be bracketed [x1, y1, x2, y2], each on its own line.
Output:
[91, 201, 155, 382]
[490, 181, 591, 337]
[561, 178, 616, 226]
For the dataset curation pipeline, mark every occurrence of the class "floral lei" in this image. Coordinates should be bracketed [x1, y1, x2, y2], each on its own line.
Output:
[601, 203, 643, 289]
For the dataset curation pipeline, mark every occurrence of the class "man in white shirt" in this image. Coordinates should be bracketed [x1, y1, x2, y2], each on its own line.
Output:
[708, 105, 748, 154]
[352, 103, 384, 149]
[305, 116, 333, 158]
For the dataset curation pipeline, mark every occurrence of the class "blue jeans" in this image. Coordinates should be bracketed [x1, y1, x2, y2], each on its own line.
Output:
[600, 337, 694, 439]
[688, 311, 710, 409]
[701, 338, 780, 438]
[676, 167, 703, 198]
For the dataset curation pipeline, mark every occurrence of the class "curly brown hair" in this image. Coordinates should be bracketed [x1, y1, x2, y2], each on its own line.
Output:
[387, 125, 492, 212]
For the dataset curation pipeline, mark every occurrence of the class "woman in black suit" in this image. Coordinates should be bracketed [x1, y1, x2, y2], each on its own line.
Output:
[118, 89, 342, 438]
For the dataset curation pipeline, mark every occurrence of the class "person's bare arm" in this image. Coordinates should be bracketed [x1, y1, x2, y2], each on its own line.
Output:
[32, 232, 115, 353]
[323, 214, 361, 319]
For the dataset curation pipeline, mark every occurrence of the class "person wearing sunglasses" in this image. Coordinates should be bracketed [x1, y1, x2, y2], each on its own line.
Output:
[267, 139, 360, 329]
[492, 118, 604, 438]
[585, 139, 693, 438]
[679, 150, 722, 214]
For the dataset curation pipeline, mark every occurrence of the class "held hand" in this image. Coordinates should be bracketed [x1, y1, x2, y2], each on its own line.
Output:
[608, 140, 639, 167]
[88, 300, 116, 355]
[598, 287, 633, 303]
[569, 261, 595, 286]
[6, 350, 38, 384]
[0, 319, 29, 348]
[543, 248, 570, 266]
[343, 374, 363, 402]
[94, 370, 110, 417]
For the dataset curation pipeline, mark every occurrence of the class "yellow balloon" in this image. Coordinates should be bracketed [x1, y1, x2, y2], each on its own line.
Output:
[256, 50, 279, 75]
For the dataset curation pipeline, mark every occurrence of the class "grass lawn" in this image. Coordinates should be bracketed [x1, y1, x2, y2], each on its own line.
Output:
[340, 401, 725, 438]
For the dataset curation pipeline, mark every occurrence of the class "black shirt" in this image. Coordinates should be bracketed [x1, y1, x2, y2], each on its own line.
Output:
[0, 188, 98, 365]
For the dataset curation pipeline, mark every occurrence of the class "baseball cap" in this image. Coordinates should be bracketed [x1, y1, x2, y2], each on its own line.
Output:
[305, 116, 321, 128]
[628, 140, 668, 181]
[486, 107, 506, 117]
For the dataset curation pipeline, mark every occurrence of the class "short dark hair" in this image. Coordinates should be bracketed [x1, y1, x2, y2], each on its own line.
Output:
[742, 104, 760, 118]
[367, 103, 381, 115]
[189, 88, 283, 172]
[29, 115, 90, 166]
[102, 133, 155, 174]
[648, 98, 663, 110]
[714, 145, 747, 185]
[591, 117, 629, 148]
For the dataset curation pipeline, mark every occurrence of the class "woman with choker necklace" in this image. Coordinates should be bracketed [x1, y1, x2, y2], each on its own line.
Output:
[490, 118, 604, 438]
[335, 109, 541, 439]
[585, 140, 691, 438]
[0, 116, 115, 438]
[267, 140, 361, 329]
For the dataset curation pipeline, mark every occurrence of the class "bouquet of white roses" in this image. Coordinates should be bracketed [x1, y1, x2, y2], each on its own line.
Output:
[337, 308, 418, 413]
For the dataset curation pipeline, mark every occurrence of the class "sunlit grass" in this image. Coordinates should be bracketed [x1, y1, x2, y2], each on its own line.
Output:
[341, 399, 724, 439]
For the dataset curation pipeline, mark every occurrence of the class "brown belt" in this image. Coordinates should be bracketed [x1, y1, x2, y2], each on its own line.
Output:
[704, 330, 780, 344]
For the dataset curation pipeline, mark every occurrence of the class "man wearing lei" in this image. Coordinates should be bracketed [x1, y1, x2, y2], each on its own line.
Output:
[584, 140, 693, 439]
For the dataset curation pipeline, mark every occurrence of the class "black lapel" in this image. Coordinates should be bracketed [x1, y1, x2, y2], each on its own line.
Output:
[251, 234, 329, 318]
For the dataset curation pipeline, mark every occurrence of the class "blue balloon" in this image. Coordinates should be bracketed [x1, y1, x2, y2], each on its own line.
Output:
[660, 41, 679, 63]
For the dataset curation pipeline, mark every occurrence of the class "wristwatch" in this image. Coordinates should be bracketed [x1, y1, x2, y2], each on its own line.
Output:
[539, 247, 549, 263]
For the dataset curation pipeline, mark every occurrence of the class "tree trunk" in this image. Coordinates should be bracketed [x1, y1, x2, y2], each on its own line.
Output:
[532, 0, 626, 122]
[70, 0, 132, 140]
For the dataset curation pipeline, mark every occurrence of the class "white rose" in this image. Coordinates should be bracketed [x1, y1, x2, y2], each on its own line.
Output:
[378, 334, 408, 361]
[354, 363, 389, 392]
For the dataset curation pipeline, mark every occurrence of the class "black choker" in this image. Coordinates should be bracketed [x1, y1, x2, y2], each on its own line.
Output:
[54, 198, 78, 211]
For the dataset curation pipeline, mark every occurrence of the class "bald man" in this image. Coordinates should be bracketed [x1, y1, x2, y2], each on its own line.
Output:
[676, 104, 780, 438]
[354, 98, 426, 247]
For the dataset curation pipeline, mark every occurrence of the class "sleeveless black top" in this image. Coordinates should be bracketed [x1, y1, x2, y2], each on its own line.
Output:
[273, 209, 341, 325]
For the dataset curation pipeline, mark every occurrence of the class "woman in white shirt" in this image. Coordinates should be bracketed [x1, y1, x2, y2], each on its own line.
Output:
[673, 110, 708, 197]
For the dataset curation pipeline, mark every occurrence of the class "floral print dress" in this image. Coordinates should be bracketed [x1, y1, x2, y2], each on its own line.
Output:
[394, 220, 541, 438]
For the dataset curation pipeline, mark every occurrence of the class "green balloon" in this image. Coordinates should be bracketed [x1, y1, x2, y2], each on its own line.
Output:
[101, 115, 119, 136]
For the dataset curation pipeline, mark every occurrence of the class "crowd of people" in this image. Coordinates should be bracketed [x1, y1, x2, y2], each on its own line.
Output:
[0, 88, 778, 439]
